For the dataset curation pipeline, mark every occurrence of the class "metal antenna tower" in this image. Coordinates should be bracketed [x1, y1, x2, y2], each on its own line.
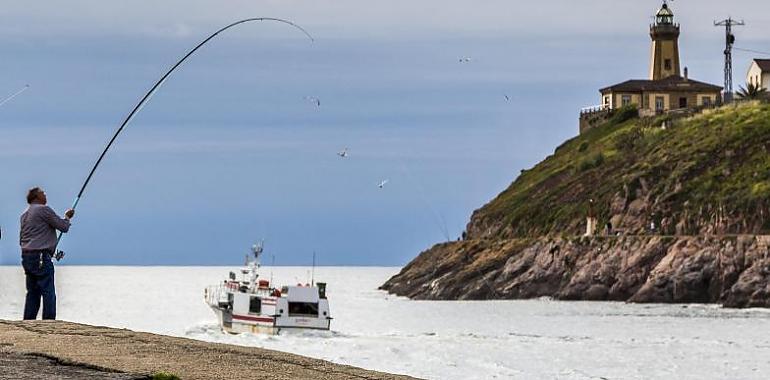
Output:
[714, 17, 745, 103]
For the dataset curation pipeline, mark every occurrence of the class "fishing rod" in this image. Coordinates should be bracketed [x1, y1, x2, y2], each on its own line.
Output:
[0, 84, 30, 108]
[53, 18, 314, 260]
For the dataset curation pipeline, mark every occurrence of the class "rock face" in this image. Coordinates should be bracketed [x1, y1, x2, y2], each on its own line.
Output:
[381, 236, 770, 308]
[382, 103, 770, 307]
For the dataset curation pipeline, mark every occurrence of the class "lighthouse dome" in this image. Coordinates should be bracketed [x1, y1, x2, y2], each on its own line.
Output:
[656, 3, 675, 25]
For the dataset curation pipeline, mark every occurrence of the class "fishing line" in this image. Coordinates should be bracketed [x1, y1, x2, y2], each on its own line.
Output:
[53, 18, 314, 257]
[0, 84, 29, 108]
[395, 155, 452, 242]
[368, 132, 503, 299]
[357, 125, 454, 242]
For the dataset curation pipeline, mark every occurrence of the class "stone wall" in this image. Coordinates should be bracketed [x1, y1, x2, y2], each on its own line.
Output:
[578, 107, 612, 134]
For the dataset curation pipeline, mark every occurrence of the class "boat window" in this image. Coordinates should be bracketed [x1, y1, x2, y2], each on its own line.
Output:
[249, 297, 261, 314]
[317, 282, 327, 299]
[288, 302, 319, 317]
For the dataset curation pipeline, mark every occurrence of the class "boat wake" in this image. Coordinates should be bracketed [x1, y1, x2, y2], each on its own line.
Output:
[185, 322, 347, 342]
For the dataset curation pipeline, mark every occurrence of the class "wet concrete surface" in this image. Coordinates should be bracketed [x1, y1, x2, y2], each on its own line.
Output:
[0, 351, 145, 380]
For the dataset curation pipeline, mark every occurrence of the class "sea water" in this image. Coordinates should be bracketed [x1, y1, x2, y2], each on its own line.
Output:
[1, 266, 769, 380]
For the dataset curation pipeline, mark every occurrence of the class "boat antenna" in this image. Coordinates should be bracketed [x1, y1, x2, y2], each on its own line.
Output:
[270, 253, 275, 287]
[252, 240, 264, 261]
[311, 251, 316, 287]
[51, 17, 314, 259]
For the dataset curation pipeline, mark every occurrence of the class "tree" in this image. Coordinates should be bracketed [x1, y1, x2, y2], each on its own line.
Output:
[736, 83, 768, 100]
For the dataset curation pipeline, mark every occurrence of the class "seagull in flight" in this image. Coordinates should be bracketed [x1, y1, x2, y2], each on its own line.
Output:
[378, 179, 389, 189]
[504, 94, 511, 102]
[303, 96, 321, 107]
[458, 57, 472, 63]
[337, 148, 349, 158]
[0, 84, 30, 108]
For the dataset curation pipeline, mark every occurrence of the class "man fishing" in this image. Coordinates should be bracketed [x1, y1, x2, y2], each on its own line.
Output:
[19, 187, 74, 320]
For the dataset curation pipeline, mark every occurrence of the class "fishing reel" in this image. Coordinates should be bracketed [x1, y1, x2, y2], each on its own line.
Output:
[55, 250, 65, 261]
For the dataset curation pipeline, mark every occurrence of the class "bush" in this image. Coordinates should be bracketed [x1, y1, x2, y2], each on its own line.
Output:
[752, 182, 770, 198]
[614, 127, 644, 151]
[608, 104, 639, 125]
[578, 152, 605, 172]
[578, 141, 589, 152]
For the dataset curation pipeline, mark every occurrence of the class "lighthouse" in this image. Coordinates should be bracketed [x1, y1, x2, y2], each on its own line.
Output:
[578, 1, 723, 134]
[649, 2, 681, 80]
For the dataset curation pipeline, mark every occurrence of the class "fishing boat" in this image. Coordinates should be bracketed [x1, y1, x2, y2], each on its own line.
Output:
[204, 242, 332, 335]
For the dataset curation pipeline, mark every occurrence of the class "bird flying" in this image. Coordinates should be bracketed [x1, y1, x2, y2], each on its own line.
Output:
[304, 96, 321, 107]
[458, 57, 472, 63]
[378, 179, 389, 189]
[337, 148, 349, 158]
[0, 84, 30, 108]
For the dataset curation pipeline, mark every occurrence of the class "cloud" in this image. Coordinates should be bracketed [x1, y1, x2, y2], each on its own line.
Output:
[0, 1, 767, 40]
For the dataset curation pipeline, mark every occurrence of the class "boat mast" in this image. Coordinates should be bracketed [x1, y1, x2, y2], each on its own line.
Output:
[311, 251, 316, 287]
[270, 253, 275, 288]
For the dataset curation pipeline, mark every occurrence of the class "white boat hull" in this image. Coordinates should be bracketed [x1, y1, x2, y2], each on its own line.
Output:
[205, 283, 331, 335]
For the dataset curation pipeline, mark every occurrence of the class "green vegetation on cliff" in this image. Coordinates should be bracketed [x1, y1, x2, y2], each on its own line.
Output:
[470, 102, 770, 239]
[382, 103, 770, 307]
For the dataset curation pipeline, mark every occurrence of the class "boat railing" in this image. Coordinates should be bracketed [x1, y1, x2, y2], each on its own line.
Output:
[204, 284, 230, 307]
[205, 281, 282, 308]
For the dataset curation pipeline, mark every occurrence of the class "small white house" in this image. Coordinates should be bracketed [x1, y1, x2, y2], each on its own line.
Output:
[747, 59, 770, 90]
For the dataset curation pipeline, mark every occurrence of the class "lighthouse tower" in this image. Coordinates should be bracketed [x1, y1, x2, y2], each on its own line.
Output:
[649, 2, 681, 80]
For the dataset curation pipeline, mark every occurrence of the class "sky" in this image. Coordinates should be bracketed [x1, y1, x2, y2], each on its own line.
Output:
[0, 0, 769, 265]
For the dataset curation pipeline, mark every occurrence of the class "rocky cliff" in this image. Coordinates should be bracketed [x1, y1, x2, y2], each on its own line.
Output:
[382, 103, 770, 307]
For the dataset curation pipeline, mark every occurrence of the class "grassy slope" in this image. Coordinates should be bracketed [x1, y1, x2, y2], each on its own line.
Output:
[470, 102, 770, 239]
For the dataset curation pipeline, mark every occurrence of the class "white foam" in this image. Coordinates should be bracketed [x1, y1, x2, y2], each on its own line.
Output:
[1, 266, 769, 379]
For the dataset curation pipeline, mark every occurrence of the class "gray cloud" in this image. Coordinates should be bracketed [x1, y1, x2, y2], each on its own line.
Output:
[0, 1, 767, 39]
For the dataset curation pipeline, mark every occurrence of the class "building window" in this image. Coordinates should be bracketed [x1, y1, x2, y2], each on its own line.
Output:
[603, 96, 610, 107]
[655, 96, 665, 111]
[664, 59, 672, 71]
[621, 95, 632, 106]
[679, 97, 688, 109]
[702, 97, 712, 107]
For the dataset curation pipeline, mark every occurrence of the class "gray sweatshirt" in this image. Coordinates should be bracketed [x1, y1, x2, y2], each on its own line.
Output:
[19, 204, 71, 253]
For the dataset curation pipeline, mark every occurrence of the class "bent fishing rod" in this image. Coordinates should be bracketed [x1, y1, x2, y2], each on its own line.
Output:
[53, 18, 314, 259]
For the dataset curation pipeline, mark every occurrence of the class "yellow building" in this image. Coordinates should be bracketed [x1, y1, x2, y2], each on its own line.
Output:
[746, 59, 770, 90]
[599, 75, 722, 116]
[580, 2, 722, 133]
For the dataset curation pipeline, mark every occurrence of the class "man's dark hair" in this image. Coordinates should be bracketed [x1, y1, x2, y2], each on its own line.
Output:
[26, 187, 42, 204]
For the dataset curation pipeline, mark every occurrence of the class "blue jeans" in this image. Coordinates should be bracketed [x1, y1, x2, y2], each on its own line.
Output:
[21, 252, 56, 320]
